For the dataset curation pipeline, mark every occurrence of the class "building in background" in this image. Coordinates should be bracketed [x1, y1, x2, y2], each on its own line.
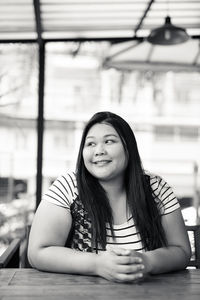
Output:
[0, 43, 200, 250]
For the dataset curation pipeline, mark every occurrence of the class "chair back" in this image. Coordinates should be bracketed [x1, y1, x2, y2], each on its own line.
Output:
[186, 225, 200, 269]
[0, 238, 21, 268]
[20, 224, 32, 268]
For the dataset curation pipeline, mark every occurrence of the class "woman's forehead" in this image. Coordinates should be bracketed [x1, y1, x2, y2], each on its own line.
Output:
[86, 122, 119, 138]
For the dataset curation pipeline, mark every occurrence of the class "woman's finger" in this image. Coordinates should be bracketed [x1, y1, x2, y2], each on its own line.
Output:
[116, 254, 143, 265]
[106, 245, 131, 256]
[116, 263, 145, 274]
[113, 272, 144, 283]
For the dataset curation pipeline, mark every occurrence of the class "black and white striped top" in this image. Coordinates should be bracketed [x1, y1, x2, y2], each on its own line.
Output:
[42, 171, 180, 252]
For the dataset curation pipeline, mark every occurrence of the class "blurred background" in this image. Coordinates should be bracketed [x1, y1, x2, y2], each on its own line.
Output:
[0, 0, 200, 258]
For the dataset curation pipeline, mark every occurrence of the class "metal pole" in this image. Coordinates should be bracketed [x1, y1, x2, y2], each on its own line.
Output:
[193, 162, 199, 224]
[36, 41, 45, 209]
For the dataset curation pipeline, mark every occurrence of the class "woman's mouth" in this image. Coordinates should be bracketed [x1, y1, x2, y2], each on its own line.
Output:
[93, 160, 111, 166]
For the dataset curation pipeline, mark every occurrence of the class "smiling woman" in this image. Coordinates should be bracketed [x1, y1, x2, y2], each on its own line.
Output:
[83, 123, 128, 184]
[28, 111, 191, 283]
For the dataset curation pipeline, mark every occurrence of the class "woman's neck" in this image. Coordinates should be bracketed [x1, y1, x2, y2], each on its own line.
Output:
[99, 179, 128, 224]
[99, 178, 125, 203]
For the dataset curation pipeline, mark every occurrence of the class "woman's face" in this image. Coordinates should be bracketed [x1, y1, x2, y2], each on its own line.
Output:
[83, 123, 128, 183]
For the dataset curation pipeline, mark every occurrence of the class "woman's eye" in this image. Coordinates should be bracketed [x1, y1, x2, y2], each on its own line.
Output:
[85, 142, 95, 147]
[105, 139, 115, 144]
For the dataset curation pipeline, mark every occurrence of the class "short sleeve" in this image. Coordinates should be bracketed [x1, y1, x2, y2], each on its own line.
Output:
[42, 171, 78, 210]
[149, 173, 180, 215]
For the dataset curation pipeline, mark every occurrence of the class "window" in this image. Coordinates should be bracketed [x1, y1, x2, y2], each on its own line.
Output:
[154, 126, 175, 141]
[0, 44, 37, 253]
[179, 127, 199, 141]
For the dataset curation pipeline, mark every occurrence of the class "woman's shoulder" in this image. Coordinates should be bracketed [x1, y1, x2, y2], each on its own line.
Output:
[42, 170, 78, 209]
[58, 170, 77, 188]
[52, 170, 77, 194]
[144, 170, 164, 188]
[144, 170, 180, 214]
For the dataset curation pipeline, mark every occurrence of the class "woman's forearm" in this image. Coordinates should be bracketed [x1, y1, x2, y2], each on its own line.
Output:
[143, 245, 191, 274]
[28, 246, 98, 275]
[29, 246, 148, 282]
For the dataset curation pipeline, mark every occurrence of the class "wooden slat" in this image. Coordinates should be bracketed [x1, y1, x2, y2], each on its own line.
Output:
[0, 269, 200, 300]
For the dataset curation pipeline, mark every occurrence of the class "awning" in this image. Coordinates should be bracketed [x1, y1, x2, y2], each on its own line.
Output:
[0, 0, 199, 42]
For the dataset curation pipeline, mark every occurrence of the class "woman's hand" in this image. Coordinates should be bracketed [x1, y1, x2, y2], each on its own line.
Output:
[127, 249, 152, 275]
[95, 246, 146, 283]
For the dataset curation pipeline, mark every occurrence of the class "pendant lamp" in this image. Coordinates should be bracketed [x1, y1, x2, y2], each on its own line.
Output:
[147, 16, 190, 45]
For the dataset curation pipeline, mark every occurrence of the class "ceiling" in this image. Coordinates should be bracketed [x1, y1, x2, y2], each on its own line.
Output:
[0, 0, 200, 71]
[0, 0, 199, 42]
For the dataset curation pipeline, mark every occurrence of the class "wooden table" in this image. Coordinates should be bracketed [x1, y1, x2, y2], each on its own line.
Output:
[0, 268, 199, 300]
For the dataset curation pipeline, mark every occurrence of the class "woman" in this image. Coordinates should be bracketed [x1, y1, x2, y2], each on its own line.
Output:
[28, 111, 191, 283]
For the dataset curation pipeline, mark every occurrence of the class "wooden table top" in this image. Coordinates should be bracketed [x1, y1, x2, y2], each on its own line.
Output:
[0, 268, 200, 300]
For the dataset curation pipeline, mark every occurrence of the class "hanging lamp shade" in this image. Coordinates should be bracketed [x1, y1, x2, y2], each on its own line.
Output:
[147, 16, 190, 45]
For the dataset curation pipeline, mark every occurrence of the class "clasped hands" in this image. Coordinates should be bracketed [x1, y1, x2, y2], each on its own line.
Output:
[96, 245, 150, 283]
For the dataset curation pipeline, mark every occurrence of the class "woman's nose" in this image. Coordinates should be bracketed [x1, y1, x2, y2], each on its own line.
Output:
[94, 143, 106, 156]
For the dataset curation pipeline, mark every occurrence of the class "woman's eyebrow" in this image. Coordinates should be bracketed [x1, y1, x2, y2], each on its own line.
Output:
[86, 134, 118, 139]
[104, 134, 119, 138]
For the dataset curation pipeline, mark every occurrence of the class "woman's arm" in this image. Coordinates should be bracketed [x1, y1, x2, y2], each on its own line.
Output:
[28, 201, 98, 274]
[142, 208, 192, 274]
[28, 201, 144, 282]
[110, 208, 191, 276]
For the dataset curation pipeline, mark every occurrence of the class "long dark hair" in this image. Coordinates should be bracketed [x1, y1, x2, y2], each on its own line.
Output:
[76, 111, 167, 251]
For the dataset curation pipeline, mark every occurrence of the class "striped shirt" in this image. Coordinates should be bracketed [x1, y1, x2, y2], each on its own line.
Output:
[42, 171, 180, 252]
